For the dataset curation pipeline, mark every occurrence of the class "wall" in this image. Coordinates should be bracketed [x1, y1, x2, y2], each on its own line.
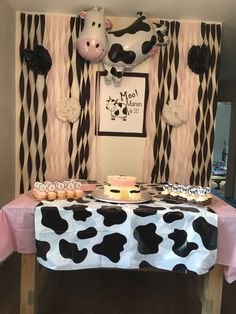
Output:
[0, 0, 15, 206]
[15, 12, 221, 193]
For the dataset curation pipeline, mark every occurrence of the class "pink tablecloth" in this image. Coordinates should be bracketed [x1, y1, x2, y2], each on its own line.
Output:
[0, 192, 38, 261]
[1, 191, 236, 282]
[211, 195, 236, 283]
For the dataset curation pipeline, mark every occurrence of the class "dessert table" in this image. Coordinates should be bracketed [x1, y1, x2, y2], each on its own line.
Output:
[0, 182, 236, 314]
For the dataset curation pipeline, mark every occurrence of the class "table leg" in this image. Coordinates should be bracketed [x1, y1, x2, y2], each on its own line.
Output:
[200, 264, 224, 314]
[20, 253, 38, 314]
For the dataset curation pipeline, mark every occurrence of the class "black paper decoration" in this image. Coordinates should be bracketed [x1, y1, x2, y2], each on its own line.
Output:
[23, 45, 52, 75]
[188, 44, 211, 75]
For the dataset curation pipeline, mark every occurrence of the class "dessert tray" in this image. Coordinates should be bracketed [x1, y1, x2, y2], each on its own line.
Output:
[91, 189, 152, 204]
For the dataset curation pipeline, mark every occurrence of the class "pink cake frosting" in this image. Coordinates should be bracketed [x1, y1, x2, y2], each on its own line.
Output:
[107, 175, 136, 187]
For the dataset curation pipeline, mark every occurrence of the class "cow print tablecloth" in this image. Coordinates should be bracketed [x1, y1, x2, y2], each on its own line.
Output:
[35, 184, 218, 274]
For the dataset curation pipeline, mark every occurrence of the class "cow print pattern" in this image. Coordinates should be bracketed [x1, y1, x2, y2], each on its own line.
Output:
[35, 184, 218, 275]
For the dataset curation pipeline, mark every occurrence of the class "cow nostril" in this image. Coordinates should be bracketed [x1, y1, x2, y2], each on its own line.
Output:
[96, 43, 99, 48]
[86, 42, 90, 47]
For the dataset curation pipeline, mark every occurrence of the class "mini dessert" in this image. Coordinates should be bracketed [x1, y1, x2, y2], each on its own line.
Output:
[161, 184, 170, 196]
[33, 190, 47, 201]
[56, 182, 66, 199]
[169, 185, 179, 200]
[186, 188, 197, 203]
[205, 187, 212, 203]
[178, 186, 188, 202]
[66, 182, 75, 198]
[47, 191, 57, 200]
[74, 189, 84, 198]
[195, 188, 209, 205]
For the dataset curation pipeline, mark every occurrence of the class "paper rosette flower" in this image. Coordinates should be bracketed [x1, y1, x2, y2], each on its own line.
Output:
[56, 97, 81, 123]
[162, 100, 188, 127]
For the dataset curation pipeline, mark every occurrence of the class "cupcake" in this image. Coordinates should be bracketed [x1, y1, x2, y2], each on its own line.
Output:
[161, 184, 170, 197]
[178, 186, 188, 202]
[186, 188, 197, 204]
[169, 185, 179, 200]
[195, 188, 209, 206]
[33, 189, 47, 201]
[56, 182, 66, 199]
[205, 187, 212, 204]
[74, 189, 84, 198]
[47, 191, 57, 200]
[67, 182, 75, 198]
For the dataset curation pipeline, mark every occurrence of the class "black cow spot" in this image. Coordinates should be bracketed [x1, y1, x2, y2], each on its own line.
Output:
[75, 198, 90, 204]
[142, 35, 157, 54]
[118, 102, 122, 108]
[139, 261, 156, 269]
[170, 206, 200, 213]
[35, 239, 50, 261]
[109, 15, 150, 37]
[77, 227, 97, 239]
[37, 202, 44, 206]
[161, 199, 183, 204]
[63, 204, 92, 221]
[134, 205, 166, 216]
[207, 207, 215, 213]
[111, 66, 123, 78]
[108, 44, 136, 64]
[59, 239, 87, 263]
[157, 31, 165, 43]
[92, 233, 127, 263]
[41, 206, 68, 235]
[192, 217, 217, 250]
[67, 198, 75, 202]
[168, 229, 198, 257]
[172, 264, 197, 275]
[163, 211, 184, 223]
[122, 107, 127, 115]
[114, 109, 120, 116]
[134, 223, 163, 254]
[97, 205, 127, 226]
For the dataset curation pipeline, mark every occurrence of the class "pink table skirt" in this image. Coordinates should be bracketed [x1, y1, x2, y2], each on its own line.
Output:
[1, 191, 236, 282]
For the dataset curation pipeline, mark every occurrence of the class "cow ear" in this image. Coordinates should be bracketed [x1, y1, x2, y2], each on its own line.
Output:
[79, 10, 87, 19]
[106, 19, 113, 29]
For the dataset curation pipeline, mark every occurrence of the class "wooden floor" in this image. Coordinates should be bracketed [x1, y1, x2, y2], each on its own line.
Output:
[0, 254, 236, 314]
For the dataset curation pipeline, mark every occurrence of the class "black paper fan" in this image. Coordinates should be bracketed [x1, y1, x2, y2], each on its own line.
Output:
[23, 45, 52, 75]
[188, 44, 211, 75]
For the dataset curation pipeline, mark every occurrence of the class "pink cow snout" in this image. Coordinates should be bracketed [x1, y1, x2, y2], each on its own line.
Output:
[77, 38, 107, 62]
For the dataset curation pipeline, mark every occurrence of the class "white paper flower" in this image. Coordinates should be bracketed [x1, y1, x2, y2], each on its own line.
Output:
[56, 97, 81, 123]
[162, 100, 188, 127]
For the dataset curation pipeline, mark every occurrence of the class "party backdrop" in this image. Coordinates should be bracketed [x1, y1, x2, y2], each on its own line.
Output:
[16, 12, 221, 193]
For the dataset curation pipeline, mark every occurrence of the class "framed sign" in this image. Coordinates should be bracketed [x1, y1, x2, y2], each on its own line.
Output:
[96, 72, 149, 137]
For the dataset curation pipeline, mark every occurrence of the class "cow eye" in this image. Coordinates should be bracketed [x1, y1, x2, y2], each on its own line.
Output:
[98, 23, 101, 28]
[96, 43, 99, 48]
[86, 41, 90, 46]
[92, 21, 95, 26]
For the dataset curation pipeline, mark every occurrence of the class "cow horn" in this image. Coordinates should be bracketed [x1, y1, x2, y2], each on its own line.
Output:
[100, 7, 105, 13]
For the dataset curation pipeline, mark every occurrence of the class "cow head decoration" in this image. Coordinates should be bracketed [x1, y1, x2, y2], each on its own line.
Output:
[77, 7, 112, 62]
[77, 8, 169, 86]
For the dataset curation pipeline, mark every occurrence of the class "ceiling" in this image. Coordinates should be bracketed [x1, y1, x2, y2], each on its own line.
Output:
[6, 0, 236, 88]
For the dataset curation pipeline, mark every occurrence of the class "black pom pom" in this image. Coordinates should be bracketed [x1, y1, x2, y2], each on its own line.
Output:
[188, 44, 211, 75]
[23, 45, 52, 75]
